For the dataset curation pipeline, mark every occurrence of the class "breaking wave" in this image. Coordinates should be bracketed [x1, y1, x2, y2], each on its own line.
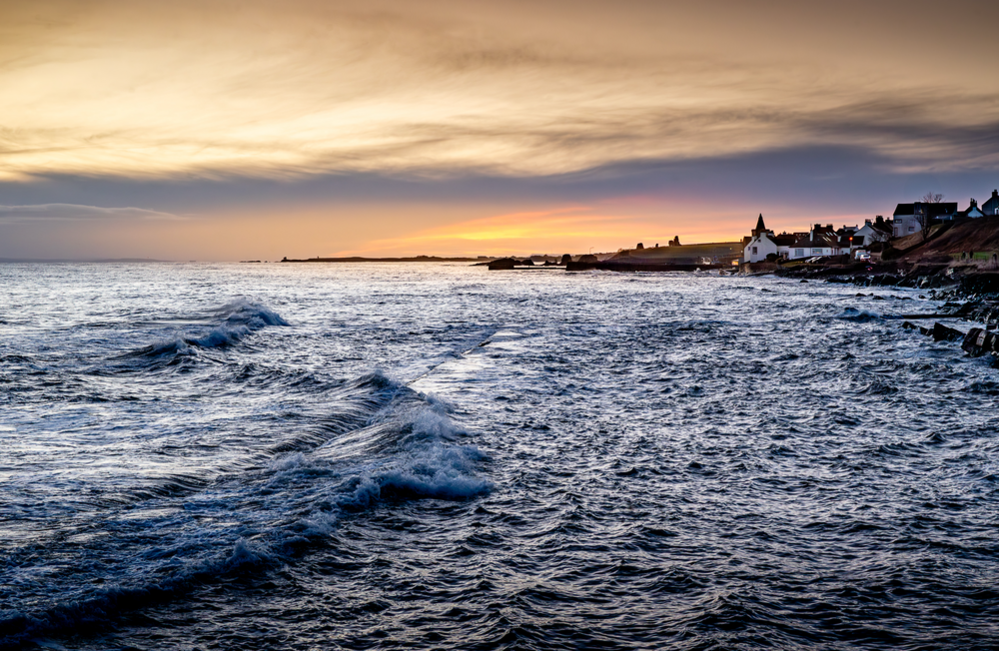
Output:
[836, 307, 881, 322]
[0, 369, 489, 649]
[114, 300, 290, 366]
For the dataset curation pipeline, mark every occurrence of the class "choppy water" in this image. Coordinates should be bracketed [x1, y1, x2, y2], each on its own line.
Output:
[2, 263, 998, 650]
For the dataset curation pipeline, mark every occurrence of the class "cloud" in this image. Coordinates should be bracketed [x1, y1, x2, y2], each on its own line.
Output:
[2, 1, 999, 259]
[0, 203, 186, 223]
[1, 0, 997, 182]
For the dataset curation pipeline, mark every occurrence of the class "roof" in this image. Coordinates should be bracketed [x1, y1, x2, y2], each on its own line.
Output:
[856, 222, 890, 237]
[893, 202, 958, 218]
[791, 233, 842, 248]
[754, 214, 766, 233]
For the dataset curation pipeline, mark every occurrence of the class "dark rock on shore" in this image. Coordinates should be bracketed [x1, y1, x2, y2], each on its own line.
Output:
[487, 258, 519, 270]
[960, 273, 999, 297]
[962, 328, 999, 357]
[565, 255, 599, 270]
[932, 322, 965, 342]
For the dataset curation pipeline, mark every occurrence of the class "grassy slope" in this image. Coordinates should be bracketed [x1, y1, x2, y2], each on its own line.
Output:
[902, 217, 999, 263]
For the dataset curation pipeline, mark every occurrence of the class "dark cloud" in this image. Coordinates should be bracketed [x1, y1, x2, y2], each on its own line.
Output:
[3, 143, 994, 217]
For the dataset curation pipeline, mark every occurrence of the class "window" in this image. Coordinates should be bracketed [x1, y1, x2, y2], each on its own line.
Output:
[795, 249, 804, 257]
[752, 246, 758, 254]
[813, 248, 823, 255]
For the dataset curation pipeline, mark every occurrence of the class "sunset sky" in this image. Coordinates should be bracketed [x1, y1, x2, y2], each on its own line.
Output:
[2, 0, 998, 260]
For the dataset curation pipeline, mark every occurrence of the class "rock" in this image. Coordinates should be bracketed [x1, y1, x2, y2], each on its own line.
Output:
[520, 259, 535, 266]
[932, 322, 964, 342]
[565, 254, 600, 271]
[960, 273, 999, 297]
[962, 327, 999, 357]
[487, 258, 519, 270]
[902, 321, 918, 330]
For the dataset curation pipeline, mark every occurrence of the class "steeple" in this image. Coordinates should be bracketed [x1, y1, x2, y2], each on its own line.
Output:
[752, 213, 766, 237]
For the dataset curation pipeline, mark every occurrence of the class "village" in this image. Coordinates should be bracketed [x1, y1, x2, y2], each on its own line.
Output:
[461, 188, 999, 273]
[742, 189, 999, 265]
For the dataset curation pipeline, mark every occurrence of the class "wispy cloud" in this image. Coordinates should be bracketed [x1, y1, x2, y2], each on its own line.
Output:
[0, 203, 186, 223]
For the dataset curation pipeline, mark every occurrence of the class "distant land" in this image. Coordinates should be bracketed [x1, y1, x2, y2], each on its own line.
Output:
[276, 240, 747, 270]
[279, 255, 488, 263]
[0, 257, 167, 263]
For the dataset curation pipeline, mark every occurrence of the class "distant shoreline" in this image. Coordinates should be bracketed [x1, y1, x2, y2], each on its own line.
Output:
[278, 255, 485, 263]
[0, 258, 167, 263]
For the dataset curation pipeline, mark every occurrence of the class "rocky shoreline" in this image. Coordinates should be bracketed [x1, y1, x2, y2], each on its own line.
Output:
[776, 262, 999, 359]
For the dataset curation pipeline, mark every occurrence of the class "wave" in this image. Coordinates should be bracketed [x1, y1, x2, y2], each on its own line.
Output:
[836, 307, 881, 322]
[0, 371, 490, 649]
[0, 537, 274, 650]
[112, 300, 290, 366]
[214, 300, 289, 329]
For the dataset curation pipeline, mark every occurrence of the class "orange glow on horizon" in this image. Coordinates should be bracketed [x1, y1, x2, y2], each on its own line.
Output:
[331, 205, 890, 258]
[335, 205, 736, 257]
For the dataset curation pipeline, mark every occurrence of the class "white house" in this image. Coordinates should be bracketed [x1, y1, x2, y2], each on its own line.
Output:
[892, 202, 957, 237]
[852, 217, 891, 249]
[953, 199, 984, 219]
[744, 214, 777, 262]
[745, 231, 779, 263]
[743, 214, 799, 262]
[772, 233, 797, 259]
[788, 224, 846, 260]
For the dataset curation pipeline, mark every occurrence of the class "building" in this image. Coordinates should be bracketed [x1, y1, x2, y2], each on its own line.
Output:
[850, 216, 892, 255]
[788, 224, 846, 260]
[892, 202, 957, 237]
[743, 214, 777, 262]
[771, 233, 797, 258]
[983, 190, 999, 216]
[953, 198, 985, 219]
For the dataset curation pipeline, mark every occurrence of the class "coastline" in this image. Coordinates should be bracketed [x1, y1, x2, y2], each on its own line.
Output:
[279, 255, 484, 263]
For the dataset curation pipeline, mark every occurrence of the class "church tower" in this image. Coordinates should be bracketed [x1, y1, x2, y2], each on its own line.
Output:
[752, 214, 768, 237]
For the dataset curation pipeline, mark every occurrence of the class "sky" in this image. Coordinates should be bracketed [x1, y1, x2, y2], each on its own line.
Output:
[2, 0, 998, 260]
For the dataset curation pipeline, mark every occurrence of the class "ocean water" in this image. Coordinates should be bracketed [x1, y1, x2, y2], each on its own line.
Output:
[2, 262, 998, 650]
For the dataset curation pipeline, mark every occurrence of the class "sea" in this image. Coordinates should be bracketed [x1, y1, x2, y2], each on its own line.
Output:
[2, 262, 998, 650]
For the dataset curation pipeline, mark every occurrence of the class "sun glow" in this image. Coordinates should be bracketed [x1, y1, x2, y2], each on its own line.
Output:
[339, 206, 720, 257]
